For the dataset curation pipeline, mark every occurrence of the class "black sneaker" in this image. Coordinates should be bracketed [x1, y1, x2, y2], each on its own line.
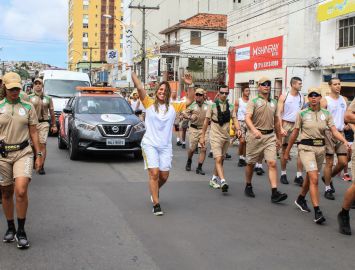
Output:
[294, 198, 311, 212]
[244, 185, 255, 198]
[256, 168, 263, 176]
[15, 230, 30, 249]
[238, 159, 246, 167]
[271, 191, 288, 203]
[176, 141, 182, 146]
[294, 176, 304, 186]
[38, 167, 46, 175]
[321, 177, 335, 193]
[221, 181, 229, 193]
[208, 152, 213, 158]
[152, 204, 164, 216]
[225, 153, 231, 159]
[259, 167, 265, 174]
[3, 228, 16, 243]
[196, 167, 205, 175]
[194, 148, 199, 154]
[181, 143, 186, 149]
[185, 160, 192, 171]
[337, 211, 352, 235]
[280, 175, 289, 184]
[314, 210, 326, 224]
[324, 190, 335, 200]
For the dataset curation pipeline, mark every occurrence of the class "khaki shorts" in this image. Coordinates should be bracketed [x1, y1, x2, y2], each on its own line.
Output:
[0, 146, 34, 187]
[37, 122, 50, 144]
[282, 121, 295, 145]
[246, 133, 276, 164]
[189, 127, 208, 150]
[324, 130, 347, 156]
[298, 145, 325, 172]
[210, 137, 229, 158]
[239, 120, 247, 138]
[180, 119, 189, 129]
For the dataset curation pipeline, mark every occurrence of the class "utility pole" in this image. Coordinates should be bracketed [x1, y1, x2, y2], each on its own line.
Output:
[129, 4, 159, 83]
[88, 47, 99, 83]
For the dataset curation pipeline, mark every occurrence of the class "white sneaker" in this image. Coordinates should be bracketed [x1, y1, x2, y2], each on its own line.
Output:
[209, 177, 221, 189]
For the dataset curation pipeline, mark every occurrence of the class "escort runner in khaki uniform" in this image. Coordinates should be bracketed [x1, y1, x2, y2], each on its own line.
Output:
[284, 87, 348, 225]
[183, 88, 209, 175]
[338, 99, 355, 235]
[200, 85, 240, 193]
[0, 72, 43, 249]
[28, 78, 57, 175]
[244, 77, 288, 204]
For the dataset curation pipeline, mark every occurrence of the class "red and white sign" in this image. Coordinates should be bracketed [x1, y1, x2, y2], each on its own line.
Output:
[234, 36, 283, 73]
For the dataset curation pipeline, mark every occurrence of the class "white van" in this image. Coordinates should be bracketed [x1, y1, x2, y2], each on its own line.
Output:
[40, 70, 91, 124]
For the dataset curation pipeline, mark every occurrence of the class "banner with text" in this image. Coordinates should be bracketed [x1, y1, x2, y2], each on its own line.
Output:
[234, 36, 283, 73]
[317, 0, 355, 22]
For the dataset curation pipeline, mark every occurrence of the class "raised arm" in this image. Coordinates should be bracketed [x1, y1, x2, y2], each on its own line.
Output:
[183, 73, 195, 107]
[131, 72, 146, 101]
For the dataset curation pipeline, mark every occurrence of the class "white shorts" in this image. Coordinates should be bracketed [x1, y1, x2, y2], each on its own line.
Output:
[141, 142, 173, 171]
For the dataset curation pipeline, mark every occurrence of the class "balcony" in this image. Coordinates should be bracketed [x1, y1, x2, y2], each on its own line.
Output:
[160, 43, 180, 54]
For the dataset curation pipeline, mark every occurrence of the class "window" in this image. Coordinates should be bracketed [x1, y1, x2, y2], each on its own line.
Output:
[218, 33, 227, 47]
[83, 32, 88, 38]
[83, 42, 88, 48]
[83, 14, 89, 20]
[83, 5, 89, 10]
[190, 31, 201, 45]
[217, 61, 227, 74]
[339, 17, 355, 48]
[188, 58, 204, 72]
[168, 34, 170, 43]
[83, 23, 89, 28]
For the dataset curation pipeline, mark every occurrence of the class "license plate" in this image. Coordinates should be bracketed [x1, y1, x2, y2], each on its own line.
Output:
[106, 139, 125, 146]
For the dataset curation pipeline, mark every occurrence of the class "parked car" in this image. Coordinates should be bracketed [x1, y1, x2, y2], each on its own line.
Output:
[58, 86, 145, 160]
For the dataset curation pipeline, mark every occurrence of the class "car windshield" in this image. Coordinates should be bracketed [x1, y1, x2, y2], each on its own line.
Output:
[44, 80, 90, 97]
[76, 96, 133, 114]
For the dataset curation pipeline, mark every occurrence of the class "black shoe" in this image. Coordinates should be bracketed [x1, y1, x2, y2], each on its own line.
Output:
[238, 159, 246, 167]
[259, 168, 265, 174]
[185, 160, 192, 171]
[321, 177, 335, 193]
[38, 167, 46, 175]
[196, 167, 205, 175]
[244, 185, 255, 198]
[256, 168, 263, 176]
[314, 210, 326, 225]
[3, 228, 16, 243]
[294, 176, 304, 186]
[194, 148, 199, 154]
[15, 230, 30, 249]
[324, 190, 335, 200]
[338, 211, 352, 235]
[280, 175, 289, 184]
[152, 204, 164, 216]
[181, 143, 186, 149]
[176, 141, 182, 146]
[221, 182, 229, 193]
[271, 191, 288, 203]
[294, 198, 311, 212]
[208, 152, 213, 158]
[225, 153, 231, 159]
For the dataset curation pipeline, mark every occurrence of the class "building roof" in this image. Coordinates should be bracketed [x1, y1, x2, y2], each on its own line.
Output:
[159, 13, 227, 34]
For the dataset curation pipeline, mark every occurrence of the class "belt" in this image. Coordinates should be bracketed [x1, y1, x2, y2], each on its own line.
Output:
[282, 120, 295, 125]
[190, 124, 202, 129]
[39, 119, 49, 123]
[299, 139, 325, 147]
[257, 129, 273, 135]
[0, 140, 29, 158]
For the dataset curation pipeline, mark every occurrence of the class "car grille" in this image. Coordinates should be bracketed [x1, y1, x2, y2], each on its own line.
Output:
[90, 142, 140, 149]
[98, 124, 130, 137]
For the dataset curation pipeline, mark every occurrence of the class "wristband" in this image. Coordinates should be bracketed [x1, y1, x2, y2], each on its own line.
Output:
[37, 152, 43, 157]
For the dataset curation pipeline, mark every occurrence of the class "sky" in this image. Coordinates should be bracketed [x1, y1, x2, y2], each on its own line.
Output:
[0, 0, 68, 68]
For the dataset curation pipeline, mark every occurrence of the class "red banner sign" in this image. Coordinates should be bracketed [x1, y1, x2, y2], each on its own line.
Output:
[234, 36, 283, 73]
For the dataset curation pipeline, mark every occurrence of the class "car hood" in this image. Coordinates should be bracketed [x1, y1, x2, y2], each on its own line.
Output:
[76, 113, 141, 126]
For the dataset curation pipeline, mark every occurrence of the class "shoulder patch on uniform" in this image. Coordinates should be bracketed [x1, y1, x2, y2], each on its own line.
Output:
[188, 101, 196, 109]
[320, 109, 330, 115]
[0, 100, 6, 109]
[252, 97, 259, 103]
[300, 108, 311, 117]
[211, 103, 217, 109]
[19, 100, 32, 111]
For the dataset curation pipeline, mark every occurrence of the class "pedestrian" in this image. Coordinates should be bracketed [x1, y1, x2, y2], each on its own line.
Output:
[338, 101, 355, 235]
[342, 123, 353, 181]
[200, 85, 241, 193]
[244, 77, 287, 203]
[0, 72, 43, 248]
[28, 78, 57, 175]
[170, 89, 182, 146]
[235, 87, 250, 167]
[129, 89, 146, 121]
[131, 72, 194, 216]
[277, 77, 305, 185]
[320, 78, 348, 200]
[284, 87, 349, 224]
[183, 88, 209, 175]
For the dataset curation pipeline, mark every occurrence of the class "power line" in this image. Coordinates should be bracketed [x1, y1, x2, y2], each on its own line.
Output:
[0, 36, 66, 45]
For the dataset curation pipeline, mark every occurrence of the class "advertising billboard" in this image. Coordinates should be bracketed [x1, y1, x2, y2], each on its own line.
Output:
[317, 0, 355, 22]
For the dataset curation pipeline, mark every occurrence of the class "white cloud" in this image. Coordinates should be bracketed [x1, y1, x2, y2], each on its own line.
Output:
[0, 0, 68, 42]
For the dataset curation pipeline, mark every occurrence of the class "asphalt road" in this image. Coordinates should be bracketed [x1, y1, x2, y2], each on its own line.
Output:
[0, 137, 354, 270]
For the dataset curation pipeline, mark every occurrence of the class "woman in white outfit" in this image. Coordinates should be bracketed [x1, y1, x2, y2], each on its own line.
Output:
[131, 72, 194, 216]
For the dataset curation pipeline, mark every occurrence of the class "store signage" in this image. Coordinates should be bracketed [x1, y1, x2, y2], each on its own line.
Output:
[317, 0, 355, 22]
[234, 36, 283, 73]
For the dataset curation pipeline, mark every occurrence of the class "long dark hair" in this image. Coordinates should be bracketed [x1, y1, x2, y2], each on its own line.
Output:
[154, 81, 171, 113]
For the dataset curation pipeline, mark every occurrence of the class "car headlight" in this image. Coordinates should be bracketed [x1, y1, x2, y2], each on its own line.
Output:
[76, 120, 96, 131]
[133, 122, 145, 132]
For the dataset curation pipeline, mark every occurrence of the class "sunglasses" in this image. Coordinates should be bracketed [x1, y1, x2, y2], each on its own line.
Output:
[195, 93, 204, 96]
[34, 82, 42, 85]
[220, 92, 229, 96]
[259, 81, 271, 87]
[308, 93, 321, 98]
[7, 88, 20, 92]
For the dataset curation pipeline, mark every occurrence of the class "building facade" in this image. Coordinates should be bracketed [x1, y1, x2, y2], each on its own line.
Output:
[227, 0, 321, 100]
[68, 0, 123, 81]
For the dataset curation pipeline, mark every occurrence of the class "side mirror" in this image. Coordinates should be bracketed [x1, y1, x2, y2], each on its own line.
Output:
[63, 107, 73, 114]
[135, 109, 142, 116]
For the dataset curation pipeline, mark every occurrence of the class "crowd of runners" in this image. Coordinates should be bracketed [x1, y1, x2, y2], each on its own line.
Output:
[132, 72, 355, 236]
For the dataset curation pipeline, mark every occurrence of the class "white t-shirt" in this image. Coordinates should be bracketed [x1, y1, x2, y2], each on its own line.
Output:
[325, 95, 347, 131]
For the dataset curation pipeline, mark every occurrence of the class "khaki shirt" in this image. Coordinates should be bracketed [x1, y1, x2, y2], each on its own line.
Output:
[0, 98, 38, 144]
[206, 99, 235, 140]
[246, 95, 277, 130]
[295, 108, 334, 141]
[185, 101, 209, 128]
[29, 93, 53, 121]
